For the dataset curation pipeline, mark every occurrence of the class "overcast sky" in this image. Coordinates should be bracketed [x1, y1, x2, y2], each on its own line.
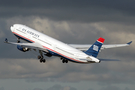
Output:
[0, 0, 135, 90]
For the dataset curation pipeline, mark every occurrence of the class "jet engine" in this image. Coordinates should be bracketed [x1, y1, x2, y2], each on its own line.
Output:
[17, 45, 29, 52]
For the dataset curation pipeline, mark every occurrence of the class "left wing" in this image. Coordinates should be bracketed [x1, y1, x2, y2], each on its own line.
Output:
[69, 41, 132, 51]
[4, 38, 48, 52]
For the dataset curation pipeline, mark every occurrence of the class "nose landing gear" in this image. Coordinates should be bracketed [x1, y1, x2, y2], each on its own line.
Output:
[38, 50, 46, 63]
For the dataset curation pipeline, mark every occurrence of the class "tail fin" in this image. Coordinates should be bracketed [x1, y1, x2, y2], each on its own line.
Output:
[84, 37, 105, 57]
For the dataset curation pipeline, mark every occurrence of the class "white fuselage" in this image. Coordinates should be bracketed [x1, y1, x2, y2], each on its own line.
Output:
[10, 24, 100, 63]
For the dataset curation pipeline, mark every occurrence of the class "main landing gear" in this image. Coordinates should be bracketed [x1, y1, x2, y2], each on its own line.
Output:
[38, 50, 46, 63]
[38, 55, 46, 63]
[61, 58, 68, 63]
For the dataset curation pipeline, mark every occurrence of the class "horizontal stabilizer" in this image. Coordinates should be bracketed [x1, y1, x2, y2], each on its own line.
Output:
[99, 59, 120, 61]
[127, 41, 132, 45]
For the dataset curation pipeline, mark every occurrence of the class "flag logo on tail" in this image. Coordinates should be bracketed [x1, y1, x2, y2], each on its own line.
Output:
[93, 45, 99, 51]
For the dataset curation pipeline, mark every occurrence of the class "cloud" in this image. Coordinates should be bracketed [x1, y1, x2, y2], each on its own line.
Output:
[0, 16, 134, 85]
[90, 22, 135, 40]
[33, 88, 43, 90]
[0, 58, 135, 84]
[1, 0, 135, 23]
[100, 85, 120, 90]
[0, 87, 5, 90]
[0, 30, 5, 38]
[46, 84, 77, 90]
[0, 1, 134, 90]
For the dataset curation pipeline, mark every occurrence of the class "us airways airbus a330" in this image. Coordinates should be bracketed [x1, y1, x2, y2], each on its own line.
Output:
[5, 24, 132, 63]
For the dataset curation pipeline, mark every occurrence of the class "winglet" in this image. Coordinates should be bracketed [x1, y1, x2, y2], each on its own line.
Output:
[127, 41, 132, 45]
[4, 38, 8, 43]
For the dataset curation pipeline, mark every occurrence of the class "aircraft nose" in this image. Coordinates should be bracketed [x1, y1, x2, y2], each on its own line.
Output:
[10, 24, 18, 32]
[10, 26, 14, 32]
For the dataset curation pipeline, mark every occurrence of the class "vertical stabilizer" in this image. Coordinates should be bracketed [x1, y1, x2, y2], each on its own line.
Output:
[84, 37, 105, 57]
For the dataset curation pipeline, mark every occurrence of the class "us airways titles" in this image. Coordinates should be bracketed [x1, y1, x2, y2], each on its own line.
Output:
[22, 28, 39, 38]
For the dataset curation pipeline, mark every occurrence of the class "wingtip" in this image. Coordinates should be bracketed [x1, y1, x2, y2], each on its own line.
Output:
[127, 41, 132, 45]
[4, 38, 8, 43]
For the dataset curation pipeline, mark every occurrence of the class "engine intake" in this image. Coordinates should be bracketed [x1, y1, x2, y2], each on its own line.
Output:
[17, 45, 29, 52]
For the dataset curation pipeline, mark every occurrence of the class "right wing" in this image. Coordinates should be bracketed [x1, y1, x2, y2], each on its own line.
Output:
[101, 41, 132, 49]
[69, 41, 132, 51]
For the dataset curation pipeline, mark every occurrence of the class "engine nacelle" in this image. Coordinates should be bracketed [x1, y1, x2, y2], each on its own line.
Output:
[17, 45, 29, 52]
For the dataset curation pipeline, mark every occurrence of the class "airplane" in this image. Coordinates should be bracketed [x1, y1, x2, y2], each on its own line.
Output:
[5, 24, 132, 64]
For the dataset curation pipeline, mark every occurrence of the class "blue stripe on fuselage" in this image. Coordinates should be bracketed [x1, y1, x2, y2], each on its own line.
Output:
[14, 34, 33, 43]
[14, 33, 85, 63]
[48, 50, 85, 63]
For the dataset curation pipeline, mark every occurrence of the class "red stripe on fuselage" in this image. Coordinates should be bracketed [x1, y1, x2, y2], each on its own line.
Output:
[12, 32, 35, 43]
[12, 32, 85, 63]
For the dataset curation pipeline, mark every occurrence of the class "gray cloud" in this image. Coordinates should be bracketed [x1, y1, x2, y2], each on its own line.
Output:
[1, 17, 134, 57]
[0, 1, 135, 89]
[1, 0, 135, 12]
[0, 1, 134, 90]
[0, 87, 5, 90]
[100, 85, 120, 90]
[0, 58, 135, 85]
[2, 16, 134, 59]
[33, 88, 43, 90]
[1, 0, 135, 23]
[0, 16, 135, 83]
[88, 89, 94, 90]
[46, 84, 77, 90]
